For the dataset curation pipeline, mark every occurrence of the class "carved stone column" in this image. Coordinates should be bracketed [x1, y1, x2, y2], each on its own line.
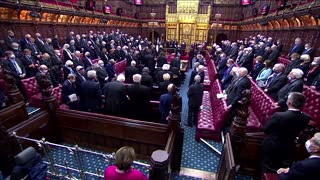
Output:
[149, 150, 169, 180]
[229, 89, 251, 163]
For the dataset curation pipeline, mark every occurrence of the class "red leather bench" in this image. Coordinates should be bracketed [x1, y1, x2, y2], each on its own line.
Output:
[302, 85, 320, 129]
[247, 78, 281, 132]
[22, 77, 62, 108]
[203, 58, 218, 91]
[196, 79, 230, 141]
[263, 173, 278, 180]
[278, 57, 290, 68]
[115, 60, 127, 74]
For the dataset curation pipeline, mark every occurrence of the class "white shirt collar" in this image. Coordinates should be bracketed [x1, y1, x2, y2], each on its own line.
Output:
[288, 108, 300, 111]
[309, 155, 320, 159]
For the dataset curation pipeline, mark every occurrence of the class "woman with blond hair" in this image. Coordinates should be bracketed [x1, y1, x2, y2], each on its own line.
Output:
[104, 146, 148, 180]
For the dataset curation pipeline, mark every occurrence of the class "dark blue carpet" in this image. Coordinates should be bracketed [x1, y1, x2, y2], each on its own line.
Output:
[180, 70, 223, 173]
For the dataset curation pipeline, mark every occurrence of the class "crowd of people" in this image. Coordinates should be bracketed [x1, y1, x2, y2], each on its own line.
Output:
[206, 34, 319, 177]
[0, 29, 188, 124]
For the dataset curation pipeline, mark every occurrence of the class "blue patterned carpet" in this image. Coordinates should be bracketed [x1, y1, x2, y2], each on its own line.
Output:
[180, 70, 223, 173]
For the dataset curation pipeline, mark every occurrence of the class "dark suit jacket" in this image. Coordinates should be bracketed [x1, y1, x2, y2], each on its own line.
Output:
[127, 83, 151, 114]
[72, 57, 84, 68]
[250, 63, 265, 80]
[20, 55, 37, 77]
[125, 66, 139, 83]
[279, 157, 320, 180]
[25, 43, 41, 59]
[217, 57, 228, 79]
[157, 56, 167, 68]
[311, 73, 320, 90]
[229, 47, 238, 60]
[277, 79, 304, 107]
[226, 76, 251, 106]
[103, 80, 128, 114]
[83, 56, 93, 69]
[241, 52, 254, 72]
[105, 63, 115, 82]
[263, 110, 311, 169]
[187, 82, 204, 107]
[159, 80, 171, 95]
[61, 79, 78, 109]
[160, 93, 173, 118]
[79, 79, 102, 112]
[141, 72, 153, 88]
[171, 58, 180, 69]
[289, 44, 304, 55]
[285, 59, 303, 74]
[268, 50, 280, 65]
[3, 58, 26, 79]
[63, 49, 73, 61]
[266, 73, 288, 100]
[302, 48, 314, 59]
[305, 65, 320, 86]
[96, 67, 109, 87]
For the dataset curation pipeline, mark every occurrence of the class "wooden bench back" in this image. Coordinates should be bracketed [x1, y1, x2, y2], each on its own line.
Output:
[217, 133, 236, 180]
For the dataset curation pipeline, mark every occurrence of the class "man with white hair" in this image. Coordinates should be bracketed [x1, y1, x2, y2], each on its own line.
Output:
[63, 60, 75, 80]
[157, 64, 172, 83]
[277, 132, 320, 179]
[262, 92, 311, 172]
[83, 51, 93, 69]
[276, 68, 304, 109]
[186, 75, 204, 127]
[264, 63, 288, 100]
[127, 74, 151, 119]
[159, 83, 175, 124]
[125, 60, 139, 83]
[189, 65, 204, 86]
[240, 47, 254, 73]
[79, 70, 102, 113]
[72, 51, 84, 67]
[103, 74, 128, 116]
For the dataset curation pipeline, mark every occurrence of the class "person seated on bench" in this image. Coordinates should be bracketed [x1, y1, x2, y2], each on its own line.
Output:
[262, 92, 311, 172]
[264, 63, 287, 100]
[104, 146, 148, 180]
[277, 132, 320, 180]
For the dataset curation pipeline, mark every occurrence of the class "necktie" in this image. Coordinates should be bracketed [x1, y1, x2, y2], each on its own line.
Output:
[12, 60, 22, 74]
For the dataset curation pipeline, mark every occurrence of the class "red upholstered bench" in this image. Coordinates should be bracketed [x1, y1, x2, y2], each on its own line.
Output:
[278, 57, 290, 68]
[115, 60, 127, 74]
[263, 173, 278, 180]
[247, 78, 281, 132]
[302, 85, 320, 129]
[21, 77, 42, 107]
[196, 79, 230, 141]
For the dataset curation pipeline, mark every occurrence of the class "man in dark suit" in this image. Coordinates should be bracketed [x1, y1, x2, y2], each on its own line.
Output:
[311, 73, 320, 90]
[159, 73, 172, 95]
[125, 60, 139, 84]
[83, 52, 93, 69]
[240, 47, 254, 73]
[277, 132, 320, 179]
[189, 65, 205, 86]
[105, 59, 116, 82]
[25, 38, 41, 60]
[3, 51, 26, 80]
[221, 59, 236, 90]
[289, 38, 304, 56]
[159, 83, 174, 124]
[249, 56, 265, 80]
[141, 67, 153, 89]
[264, 63, 287, 100]
[226, 67, 251, 122]
[143, 49, 155, 75]
[103, 74, 128, 116]
[79, 70, 102, 113]
[187, 75, 204, 127]
[268, 45, 281, 65]
[217, 53, 228, 80]
[285, 53, 302, 74]
[157, 64, 173, 84]
[127, 74, 151, 120]
[5, 30, 18, 49]
[75, 66, 86, 94]
[20, 49, 38, 78]
[61, 74, 78, 110]
[302, 43, 314, 59]
[262, 92, 311, 172]
[96, 60, 109, 88]
[229, 42, 238, 60]
[72, 51, 84, 68]
[20, 34, 31, 51]
[275, 68, 304, 110]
